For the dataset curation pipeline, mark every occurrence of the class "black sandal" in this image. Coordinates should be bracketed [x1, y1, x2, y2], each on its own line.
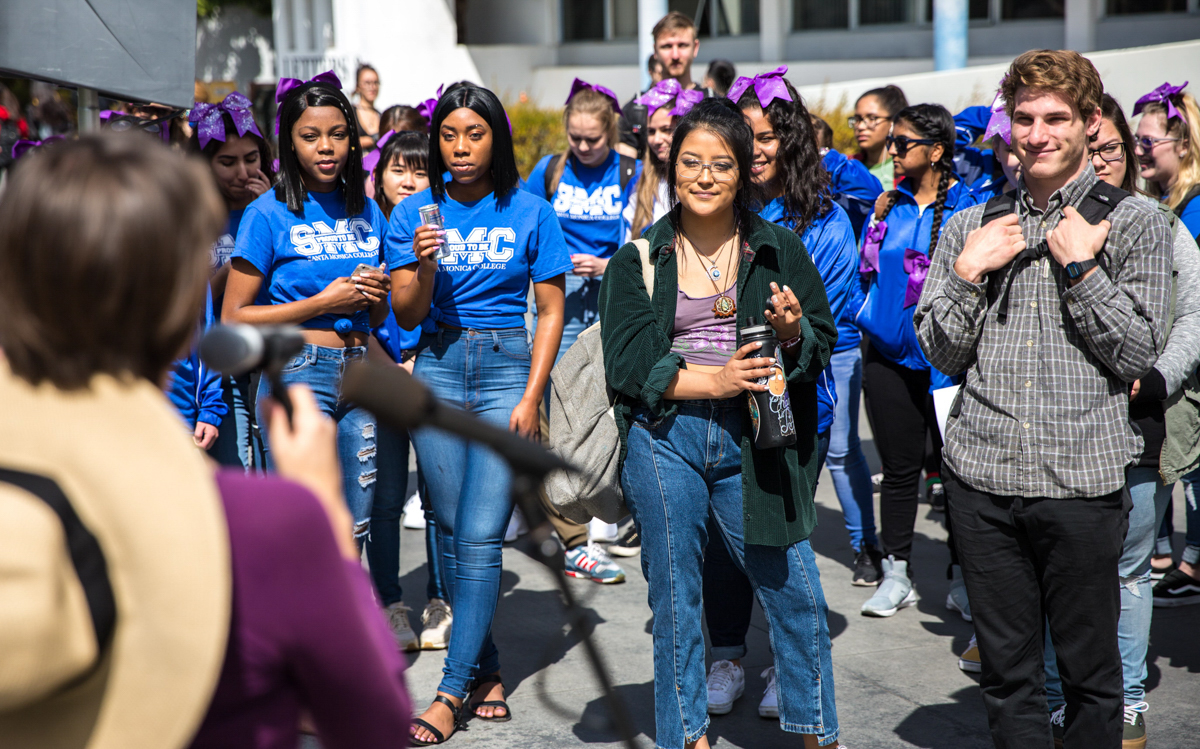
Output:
[410, 694, 465, 746]
[469, 675, 513, 723]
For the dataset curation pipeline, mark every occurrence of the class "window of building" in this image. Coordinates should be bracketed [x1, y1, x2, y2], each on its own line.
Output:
[1001, 0, 1064, 18]
[926, 0, 993, 21]
[668, 0, 760, 36]
[860, 0, 919, 25]
[562, 0, 640, 41]
[1106, 0, 1186, 13]
[793, 0, 849, 29]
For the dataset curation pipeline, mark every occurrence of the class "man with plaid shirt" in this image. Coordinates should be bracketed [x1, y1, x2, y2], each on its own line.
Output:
[914, 50, 1174, 749]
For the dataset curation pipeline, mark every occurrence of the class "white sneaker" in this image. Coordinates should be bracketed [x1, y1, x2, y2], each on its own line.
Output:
[946, 564, 972, 622]
[758, 666, 779, 718]
[588, 518, 619, 543]
[504, 506, 529, 543]
[419, 598, 452, 650]
[401, 492, 425, 530]
[384, 602, 419, 651]
[705, 659, 745, 715]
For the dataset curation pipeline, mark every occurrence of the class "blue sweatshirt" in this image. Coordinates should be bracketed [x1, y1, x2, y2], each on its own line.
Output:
[822, 149, 883, 241]
[761, 198, 858, 433]
[952, 105, 1010, 201]
[852, 178, 976, 388]
[168, 288, 227, 429]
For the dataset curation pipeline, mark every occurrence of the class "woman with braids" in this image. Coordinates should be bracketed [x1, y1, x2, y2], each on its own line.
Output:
[700, 68, 866, 720]
[853, 103, 975, 618]
[623, 78, 704, 241]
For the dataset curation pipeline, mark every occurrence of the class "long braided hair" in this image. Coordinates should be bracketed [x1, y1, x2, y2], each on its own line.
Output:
[735, 78, 831, 235]
[877, 103, 956, 254]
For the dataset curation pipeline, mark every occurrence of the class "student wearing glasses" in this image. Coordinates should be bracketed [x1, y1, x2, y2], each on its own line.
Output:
[851, 104, 976, 619]
[1134, 81, 1200, 239]
[850, 85, 909, 190]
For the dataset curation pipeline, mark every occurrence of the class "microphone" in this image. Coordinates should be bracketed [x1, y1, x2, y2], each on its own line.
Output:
[200, 324, 305, 376]
[342, 361, 573, 479]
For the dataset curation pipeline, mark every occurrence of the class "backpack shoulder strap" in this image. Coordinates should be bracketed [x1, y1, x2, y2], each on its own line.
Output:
[633, 237, 654, 299]
[1077, 180, 1130, 225]
[1175, 184, 1200, 219]
[980, 193, 1017, 227]
[619, 154, 637, 193]
[543, 154, 565, 199]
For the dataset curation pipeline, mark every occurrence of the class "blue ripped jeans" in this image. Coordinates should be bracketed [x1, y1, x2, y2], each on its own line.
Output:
[623, 399, 838, 748]
[410, 327, 530, 700]
[257, 344, 376, 537]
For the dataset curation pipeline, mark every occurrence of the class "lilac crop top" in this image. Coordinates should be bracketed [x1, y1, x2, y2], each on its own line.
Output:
[670, 284, 738, 366]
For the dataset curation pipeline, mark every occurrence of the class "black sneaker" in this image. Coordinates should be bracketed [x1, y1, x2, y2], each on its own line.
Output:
[852, 545, 883, 586]
[927, 480, 946, 512]
[607, 525, 641, 557]
[1152, 568, 1200, 607]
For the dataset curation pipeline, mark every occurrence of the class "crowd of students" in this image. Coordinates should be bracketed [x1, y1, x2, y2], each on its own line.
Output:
[3, 7, 1200, 749]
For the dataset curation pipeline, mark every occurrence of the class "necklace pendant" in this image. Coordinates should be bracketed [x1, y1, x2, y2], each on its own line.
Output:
[712, 294, 736, 319]
[709, 267, 721, 280]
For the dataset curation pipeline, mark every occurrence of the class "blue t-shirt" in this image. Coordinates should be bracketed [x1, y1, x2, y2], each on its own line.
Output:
[523, 151, 641, 260]
[233, 189, 389, 333]
[383, 186, 572, 330]
[213, 207, 246, 271]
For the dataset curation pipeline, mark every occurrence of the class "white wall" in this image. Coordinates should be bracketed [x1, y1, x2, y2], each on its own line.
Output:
[196, 6, 276, 92]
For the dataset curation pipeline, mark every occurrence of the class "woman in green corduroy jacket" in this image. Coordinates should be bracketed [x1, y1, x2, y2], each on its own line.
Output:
[598, 98, 840, 749]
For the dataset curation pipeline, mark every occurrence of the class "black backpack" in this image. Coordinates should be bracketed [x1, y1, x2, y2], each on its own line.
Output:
[980, 181, 1130, 321]
[544, 153, 637, 200]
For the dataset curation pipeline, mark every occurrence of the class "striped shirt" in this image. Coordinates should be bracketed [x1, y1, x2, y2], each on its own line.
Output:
[914, 165, 1173, 498]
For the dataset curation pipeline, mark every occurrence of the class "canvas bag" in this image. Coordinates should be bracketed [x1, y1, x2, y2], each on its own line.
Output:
[544, 238, 653, 523]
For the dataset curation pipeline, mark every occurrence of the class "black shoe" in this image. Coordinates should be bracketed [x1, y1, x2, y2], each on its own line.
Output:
[1153, 568, 1200, 607]
[927, 480, 946, 512]
[853, 545, 883, 586]
[607, 525, 641, 557]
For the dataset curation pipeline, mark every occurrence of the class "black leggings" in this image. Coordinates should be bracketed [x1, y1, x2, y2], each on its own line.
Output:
[863, 343, 944, 565]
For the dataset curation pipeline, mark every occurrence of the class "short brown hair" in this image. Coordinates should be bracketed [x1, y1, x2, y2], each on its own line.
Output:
[0, 133, 224, 390]
[1001, 49, 1103, 121]
[652, 10, 695, 42]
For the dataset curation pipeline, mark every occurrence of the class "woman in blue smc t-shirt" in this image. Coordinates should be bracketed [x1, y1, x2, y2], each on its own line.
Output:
[385, 81, 569, 745]
[223, 78, 392, 544]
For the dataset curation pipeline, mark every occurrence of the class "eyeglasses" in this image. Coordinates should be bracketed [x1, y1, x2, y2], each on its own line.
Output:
[1134, 135, 1180, 153]
[886, 135, 936, 158]
[677, 158, 738, 182]
[848, 114, 890, 129]
[1088, 142, 1126, 163]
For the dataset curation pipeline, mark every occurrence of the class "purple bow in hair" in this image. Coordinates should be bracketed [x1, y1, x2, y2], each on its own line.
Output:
[416, 85, 445, 129]
[566, 78, 623, 115]
[984, 90, 1011, 145]
[903, 249, 931, 308]
[860, 220, 887, 275]
[189, 92, 262, 150]
[726, 66, 792, 109]
[637, 79, 683, 115]
[362, 129, 394, 174]
[274, 70, 343, 133]
[670, 89, 704, 117]
[11, 135, 65, 161]
[1133, 81, 1189, 123]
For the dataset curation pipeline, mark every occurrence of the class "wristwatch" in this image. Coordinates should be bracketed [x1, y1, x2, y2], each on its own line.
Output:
[1064, 258, 1099, 279]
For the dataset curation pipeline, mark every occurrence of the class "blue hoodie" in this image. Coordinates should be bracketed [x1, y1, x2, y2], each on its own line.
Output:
[952, 105, 1013, 202]
[167, 288, 227, 429]
[852, 178, 976, 389]
[761, 198, 858, 434]
[822, 149, 884, 241]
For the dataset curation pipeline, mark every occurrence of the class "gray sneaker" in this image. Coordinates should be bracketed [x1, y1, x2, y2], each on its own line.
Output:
[946, 564, 972, 622]
[861, 556, 918, 617]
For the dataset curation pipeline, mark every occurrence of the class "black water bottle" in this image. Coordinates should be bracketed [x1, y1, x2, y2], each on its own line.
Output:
[740, 317, 797, 449]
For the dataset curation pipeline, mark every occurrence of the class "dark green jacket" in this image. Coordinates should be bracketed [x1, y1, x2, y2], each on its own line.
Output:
[598, 211, 837, 546]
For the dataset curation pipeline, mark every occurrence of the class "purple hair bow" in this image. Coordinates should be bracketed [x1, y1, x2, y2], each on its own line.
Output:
[11, 135, 65, 161]
[362, 129, 394, 174]
[726, 66, 792, 109]
[566, 78, 623, 116]
[984, 91, 1011, 145]
[189, 92, 262, 150]
[415, 85, 445, 129]
[274, 70, 343, 133]
[903, 249, 931, 308]
[637, 79, 683, 115]
[670, 89, 704, 117]
[1133, 81, 1189, 123]
[860, 220, 887, 275]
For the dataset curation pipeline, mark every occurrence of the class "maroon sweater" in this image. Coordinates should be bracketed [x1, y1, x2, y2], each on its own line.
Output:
[190, 471, 410, 748]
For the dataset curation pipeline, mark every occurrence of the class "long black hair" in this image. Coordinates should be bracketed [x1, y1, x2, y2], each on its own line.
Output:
[667, 97, 764, 242]
[274, 82, 366, 217]
[736, 78, 831, 235]
[1094, 93, 1138, 195]
[186, 111, 276, 202]
[373, 130, 430, 218]
[427, 81, 519, 200]
[879, 103, 956, 252]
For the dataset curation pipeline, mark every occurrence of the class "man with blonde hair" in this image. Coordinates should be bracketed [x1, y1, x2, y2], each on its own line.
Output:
[914, 50, 1174, 748]
[651, 10, 701, 92]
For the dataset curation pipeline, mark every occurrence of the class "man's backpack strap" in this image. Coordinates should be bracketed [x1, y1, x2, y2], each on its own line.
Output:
[544, 153, 565, 198]
[979, 193, 1017, 227]
[619, 154, 637, 193]
[633, 238, 655, 299]
[1077, 180, 1130, 225]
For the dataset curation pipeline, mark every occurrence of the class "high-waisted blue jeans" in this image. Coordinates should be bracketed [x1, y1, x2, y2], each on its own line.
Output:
[622, 399, 839, 748]
[410, 327, 529, 699]
[257, 344, 376, 537]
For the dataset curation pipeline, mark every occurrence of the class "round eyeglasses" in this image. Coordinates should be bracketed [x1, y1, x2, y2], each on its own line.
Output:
[677, 158, 738, 182]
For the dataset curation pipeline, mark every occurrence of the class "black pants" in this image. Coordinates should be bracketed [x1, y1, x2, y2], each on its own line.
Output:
[702, 516, 756, 657]
[863, 344, 943, 563]
[944, 469, 1128, 749]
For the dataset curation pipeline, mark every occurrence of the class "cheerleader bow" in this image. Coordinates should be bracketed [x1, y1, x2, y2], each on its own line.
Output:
[1133, 81, 1189, 124]
[671, 89, 705, 117]
[11, 135, 65, 161]
[637, 79, 682, 115]
[726, 66, 791, 109]
[274, 70, 343, 133]
[565, 78, 623, 116]
[363, 129, 394, 174]
[416, 85, 445, 128]
[189, 92, 262, 149]
[984, 90, 1011, 145]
